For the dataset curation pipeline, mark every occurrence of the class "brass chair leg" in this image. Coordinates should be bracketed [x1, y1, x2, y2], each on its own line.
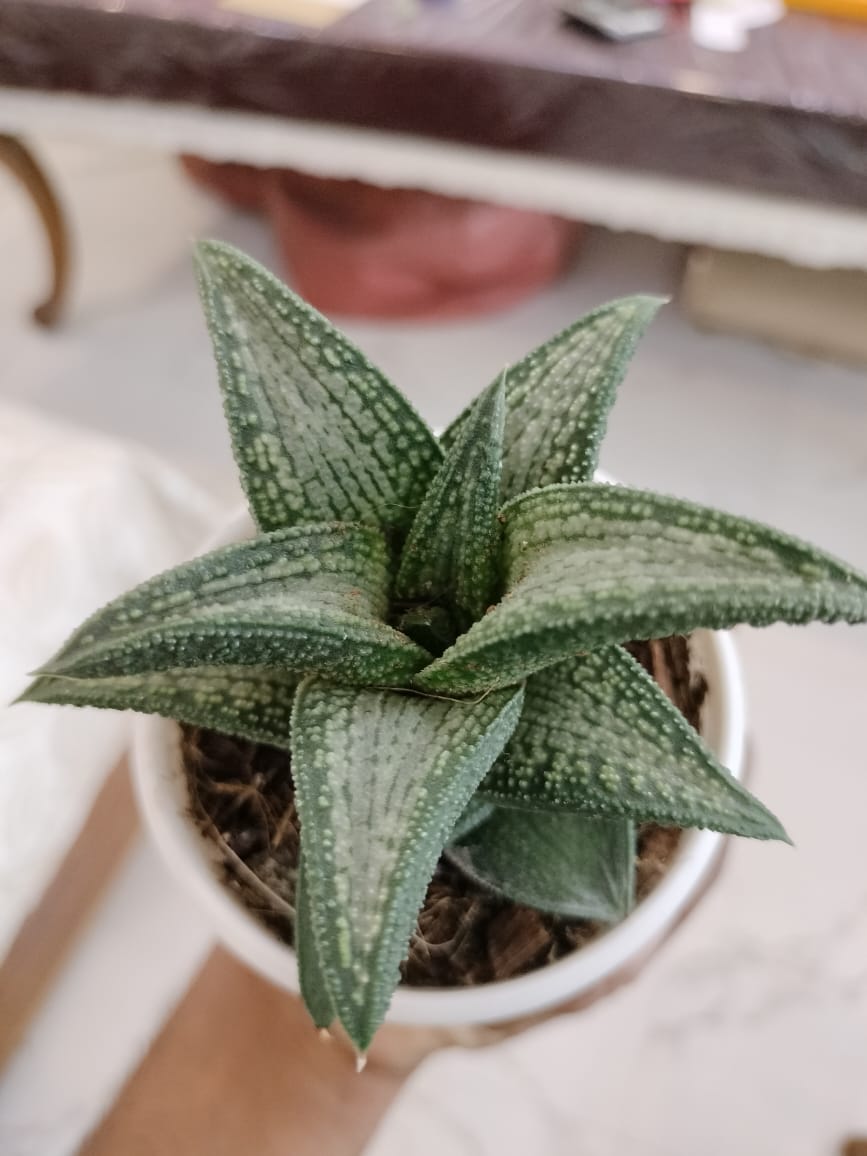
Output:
[0, 134, 71, 326]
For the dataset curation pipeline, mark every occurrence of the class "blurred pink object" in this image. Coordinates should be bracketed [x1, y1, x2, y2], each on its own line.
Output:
[181, 157, 583, 320]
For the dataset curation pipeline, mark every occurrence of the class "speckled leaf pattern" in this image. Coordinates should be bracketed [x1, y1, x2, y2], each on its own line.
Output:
[36, 523, 428, 685]
[27, 248, 867, 1056]
[291, 680, 524, 1052]
[397, 378, 505, 625]
[479, 646, 786, 840]
[19, 666, 300, 748]
[449, 810, 635, 921]
[416, 483, 867, 694]
[195, 241, 442, 534]
[295, 857, 335, 1031]
[450, 795, 496, 843]
[443, 297, 662, 499]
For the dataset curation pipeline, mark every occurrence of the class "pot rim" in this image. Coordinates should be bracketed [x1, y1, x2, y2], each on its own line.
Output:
[131, 510, 746, 1029]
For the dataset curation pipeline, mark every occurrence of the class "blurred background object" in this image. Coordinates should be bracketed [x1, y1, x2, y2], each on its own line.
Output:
[183, 158, 583, 318]
[0, 134, 69, 325]
[1, 0, 866, 322]
[683, 249, 867, 365]
[0, 405, 220, 1061]
[786, 0, 867, 16]
[0, 407, 220, 944]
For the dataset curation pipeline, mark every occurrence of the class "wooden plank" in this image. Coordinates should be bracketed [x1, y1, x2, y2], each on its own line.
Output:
[77, 824, 736, 1153]
[79, 949, 408, 1156]
[0, 759, 138, 1070]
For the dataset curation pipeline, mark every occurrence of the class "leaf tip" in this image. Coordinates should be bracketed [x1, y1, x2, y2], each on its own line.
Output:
[624, 292, 668, 316]
[355, 1052, 368, 1074]
[10, 682, 36, 706]
[749, 805, 791, 845]
[192, 238, 250, 299]
[774, 822, 794, 847]
[192, 236, 233, 268]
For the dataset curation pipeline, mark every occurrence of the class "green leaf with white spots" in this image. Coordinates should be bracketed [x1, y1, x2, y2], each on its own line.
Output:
[478, 646, 786, 840]
[195, 241, 442, 535]
[396, 377, 505, 627]
[416, 483, 867, 694]
[450, 795, 496, 843]
[23, 245, 867, 1056]
[295, 856, 335, 1032]
[291, 679, 525, 1053]
[18, 666, 300, 748]
[443, 296, 662, 498]
[36, 523, 428, 685]
[449, 810, 635, 922]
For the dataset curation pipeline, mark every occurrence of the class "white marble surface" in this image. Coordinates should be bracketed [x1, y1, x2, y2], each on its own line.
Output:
[0, 139, 866, 1155]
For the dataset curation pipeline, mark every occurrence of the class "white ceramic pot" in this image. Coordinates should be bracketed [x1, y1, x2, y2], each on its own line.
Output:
[132, 509, 746, 1030]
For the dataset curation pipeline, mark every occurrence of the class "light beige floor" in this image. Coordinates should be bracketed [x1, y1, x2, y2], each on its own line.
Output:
[1, 139, 866, 1156]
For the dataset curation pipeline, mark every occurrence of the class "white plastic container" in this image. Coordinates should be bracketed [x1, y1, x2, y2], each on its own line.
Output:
[132, 510, 746, 1029]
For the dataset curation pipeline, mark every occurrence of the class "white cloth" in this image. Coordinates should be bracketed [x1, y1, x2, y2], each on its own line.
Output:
[0, 403, 223, 960]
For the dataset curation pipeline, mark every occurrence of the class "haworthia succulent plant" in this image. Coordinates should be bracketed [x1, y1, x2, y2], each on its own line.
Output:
[450, 810, 635, 922]
[295, 856, 335, 1032]
[477, 646, 787, 841]
[23, 242, 867, 1053]
[33, 523, 429, 686]
[442, 295, 662, 499]
[20, 666, 300, 748]
[195, 240, 442, 535]
[291, 680, 524, 1052]
[396, 376, 505, 629]
[416, 483, 867, 694]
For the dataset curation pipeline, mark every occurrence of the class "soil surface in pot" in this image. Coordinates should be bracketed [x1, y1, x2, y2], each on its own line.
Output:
[180, 637, 706, 987]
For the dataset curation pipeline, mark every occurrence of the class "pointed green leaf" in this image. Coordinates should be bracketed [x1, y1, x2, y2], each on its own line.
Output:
[450, 795, 495, 843]
[296, 856, 335, 1031]
[195, 241, 442, 534]
[443, 296, 662, 498]
[416, 483, 867, 694]
[291, 680, 524, 1052]
[396, 377, 505, 626]
[18, 666, 299, 748]
[450, 810, 635, 922]
[479, 646, 786, 840]
[37, 523, 428, 685]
